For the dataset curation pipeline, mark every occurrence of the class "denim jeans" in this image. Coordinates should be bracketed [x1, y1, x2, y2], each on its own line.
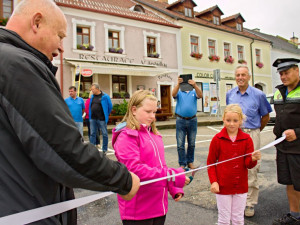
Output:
[90, 119, 108, 151]
[85, 119, 100, 145]
[176, 117, 197, 167]
[75, 122, 83, 137]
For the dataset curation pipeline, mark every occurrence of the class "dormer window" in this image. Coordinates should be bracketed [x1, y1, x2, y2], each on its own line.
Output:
[184, 8, 192, 17]
[236, 23, 242, 31]
[130, 4, 145, 13]
[213, 16, 220, 25]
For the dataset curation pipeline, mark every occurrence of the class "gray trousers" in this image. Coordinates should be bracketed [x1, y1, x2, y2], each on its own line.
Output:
[242, 128, 261, 207]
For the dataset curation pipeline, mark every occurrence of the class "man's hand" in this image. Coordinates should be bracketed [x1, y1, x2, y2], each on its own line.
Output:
[177, 77, 183, 85]
[252, 150, 261, 161]
[210, 182, 220, 193]
[188, 79, 196, 87]
[119, 172, 140, 201]
[284, 129, 297, 142]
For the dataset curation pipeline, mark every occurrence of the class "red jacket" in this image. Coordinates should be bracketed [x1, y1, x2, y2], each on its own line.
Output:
[207, 127, 257, 195]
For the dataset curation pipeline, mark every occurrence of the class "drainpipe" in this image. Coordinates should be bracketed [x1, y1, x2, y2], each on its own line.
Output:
[250, 38, 255, 86]
[60, 51, 64, 96]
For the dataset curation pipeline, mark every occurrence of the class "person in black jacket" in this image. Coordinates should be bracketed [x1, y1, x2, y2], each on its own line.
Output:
[0, 0, 140, 224]
[272, 58, 300, 225]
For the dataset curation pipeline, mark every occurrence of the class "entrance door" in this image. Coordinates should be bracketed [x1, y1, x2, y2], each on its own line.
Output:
[160, 85, 171, 113]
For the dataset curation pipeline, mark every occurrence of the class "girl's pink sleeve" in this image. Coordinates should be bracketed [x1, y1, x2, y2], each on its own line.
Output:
[114, 131, 167, 181]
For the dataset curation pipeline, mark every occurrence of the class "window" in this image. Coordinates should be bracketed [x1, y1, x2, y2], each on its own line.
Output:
[184, 8, 192, 17]
[190, 36, 199, 53]
[224, 43, 230, 58]
[1, 0, 13, 18]
[213, 16, 220, 25]
[147, 37, 156, 54]
[237, 45, 244, 60]
[109, 31, 120, 48]
[208, 39, 216, 56]
[76, 26, 90, 46]
[112, 75, 127, 98]
[236, 23, 242, 31]
[255, 49, 261, 62]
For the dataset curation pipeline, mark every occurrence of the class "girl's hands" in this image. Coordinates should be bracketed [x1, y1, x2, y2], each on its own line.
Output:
[210, 182, 220, 193]
[184, 176, 191, 186]
[174, 193, 183, 202]
[252, 150, 261, 161]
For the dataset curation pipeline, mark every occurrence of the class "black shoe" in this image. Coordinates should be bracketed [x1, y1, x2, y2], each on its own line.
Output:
[272, 213, 300, 225]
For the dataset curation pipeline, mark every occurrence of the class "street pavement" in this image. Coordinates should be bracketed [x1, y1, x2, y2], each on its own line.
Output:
[77, 121, 288, 225]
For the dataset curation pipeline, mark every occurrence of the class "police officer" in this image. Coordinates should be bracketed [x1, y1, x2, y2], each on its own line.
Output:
[272, 58, 300, 225]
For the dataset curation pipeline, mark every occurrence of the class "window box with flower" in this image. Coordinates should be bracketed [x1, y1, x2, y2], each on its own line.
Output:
[0, 18, 8, 26]
[77, 44, 94, 51]
[256, 62, 264, 68]
[224, 56, 234, 64]
[208, 55, 220, 62]
[109, 47, 123, 54]
[190, 52, 203, 60]
[238, 59, 247, 64]
[147, 52, 160, 58]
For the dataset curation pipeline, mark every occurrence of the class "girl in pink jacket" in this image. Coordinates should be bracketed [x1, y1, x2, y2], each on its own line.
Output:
[112, 90, 189, 225]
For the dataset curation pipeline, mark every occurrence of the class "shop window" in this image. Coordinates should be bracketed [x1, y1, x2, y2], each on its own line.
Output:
[112, 75, 129, 99]
[79, 76, 92, 98]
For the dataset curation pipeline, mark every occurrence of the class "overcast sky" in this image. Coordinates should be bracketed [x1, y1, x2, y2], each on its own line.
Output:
[169, 0, 300, 40]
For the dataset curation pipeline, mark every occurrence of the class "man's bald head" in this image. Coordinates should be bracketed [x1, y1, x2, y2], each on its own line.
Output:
[6, 0, 67, 61]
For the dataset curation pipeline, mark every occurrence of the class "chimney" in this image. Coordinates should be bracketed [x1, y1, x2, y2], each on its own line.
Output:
[157, 0, 169, 3]
[252, 28, 260, 32]
[290, 36, 299, 45]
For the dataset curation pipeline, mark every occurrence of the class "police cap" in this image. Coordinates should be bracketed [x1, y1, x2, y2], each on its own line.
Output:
[272, 58, 300, 72]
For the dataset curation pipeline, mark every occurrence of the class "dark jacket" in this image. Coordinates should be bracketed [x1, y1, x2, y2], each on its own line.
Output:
[0, 28, 132, 225]
[207, 127, 256, 195]
[273, 82, 300, 154]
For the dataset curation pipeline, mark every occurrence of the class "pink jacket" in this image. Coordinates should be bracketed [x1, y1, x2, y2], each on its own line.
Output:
[112, 123, 186, 221]
[84, 98, 90, 119]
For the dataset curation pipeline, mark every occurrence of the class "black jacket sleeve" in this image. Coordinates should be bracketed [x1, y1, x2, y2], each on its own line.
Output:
[0, 44, 132, 195]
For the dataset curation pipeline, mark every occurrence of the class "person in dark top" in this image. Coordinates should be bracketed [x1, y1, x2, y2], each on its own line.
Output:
[89, 83, 112, 154]
[0, 1, 139, 224]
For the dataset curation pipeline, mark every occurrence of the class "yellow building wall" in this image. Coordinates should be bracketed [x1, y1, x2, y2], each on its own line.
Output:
[179, 21, 272, 108]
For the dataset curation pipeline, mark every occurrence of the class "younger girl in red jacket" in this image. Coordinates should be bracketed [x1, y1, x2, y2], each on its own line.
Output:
[207, 104, 261, 225]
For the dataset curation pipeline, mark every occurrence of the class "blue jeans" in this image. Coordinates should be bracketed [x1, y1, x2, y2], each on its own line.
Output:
[90, 119, 108, 151]
[176, 117, 197, 167]
[75, 122, 83, 137]
[85, 118, 100, 145]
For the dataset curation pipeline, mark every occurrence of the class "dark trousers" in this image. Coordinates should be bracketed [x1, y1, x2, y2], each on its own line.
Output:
[122, 215, 166, 225]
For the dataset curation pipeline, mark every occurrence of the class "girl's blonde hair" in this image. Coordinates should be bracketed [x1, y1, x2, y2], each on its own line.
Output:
[121, 90, 159, 134]
[223, 104, 246, 122]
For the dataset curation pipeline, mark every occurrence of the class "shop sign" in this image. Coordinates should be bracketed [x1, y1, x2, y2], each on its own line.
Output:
[81, 69, 93, 77]
[79, 54, 167, 68]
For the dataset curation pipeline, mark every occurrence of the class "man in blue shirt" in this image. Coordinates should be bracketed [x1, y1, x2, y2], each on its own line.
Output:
[226, 65, 272, 217]
[172, 76, 203, 169]
[65, 86, 85, 136]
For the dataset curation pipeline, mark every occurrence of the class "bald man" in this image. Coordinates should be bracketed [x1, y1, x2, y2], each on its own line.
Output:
[0, 0, 139, 224]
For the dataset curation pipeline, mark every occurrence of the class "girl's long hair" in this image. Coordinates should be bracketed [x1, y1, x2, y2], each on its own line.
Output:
[121, 90, 159, 135]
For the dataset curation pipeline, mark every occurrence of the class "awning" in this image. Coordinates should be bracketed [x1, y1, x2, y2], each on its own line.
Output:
[65, 58, 176, 76]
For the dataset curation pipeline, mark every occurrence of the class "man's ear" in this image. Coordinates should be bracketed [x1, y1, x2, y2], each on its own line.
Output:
[31, 13, 43, 33]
